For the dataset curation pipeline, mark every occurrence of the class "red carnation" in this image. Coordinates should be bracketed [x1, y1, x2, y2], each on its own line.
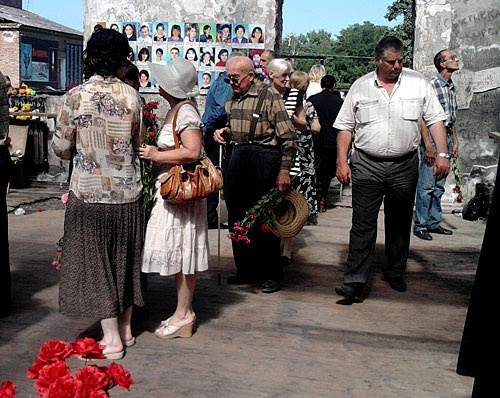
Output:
[0, 380, 16, 398]
[260, 224, 270, 233]
[148, 131, 155, 137]
[71, 338, 105, 360]
[27, 358, 46, 379]
[74, 365, 110, 392]
[106, 362, 135, 391]
[45, 375, 82, 398]
[37, 340, 73, 364]
[34, 360, 72, 394]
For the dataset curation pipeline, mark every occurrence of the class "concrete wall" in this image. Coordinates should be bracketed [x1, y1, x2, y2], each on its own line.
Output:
[0, 30, 20, 86]
[83, 0, 282, 49]
[414, 0, 500, 201]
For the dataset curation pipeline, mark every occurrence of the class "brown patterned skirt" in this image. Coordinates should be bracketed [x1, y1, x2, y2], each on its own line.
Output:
[59, 192, 144, 318]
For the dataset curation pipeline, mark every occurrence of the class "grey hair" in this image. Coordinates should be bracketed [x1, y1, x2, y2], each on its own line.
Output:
[374, 36, 403, 59]
[228, 51, 246, 62]
[267, 58, 292, 78]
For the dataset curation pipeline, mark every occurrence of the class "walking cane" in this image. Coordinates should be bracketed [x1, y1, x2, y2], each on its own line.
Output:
[217, 144, 223, 285]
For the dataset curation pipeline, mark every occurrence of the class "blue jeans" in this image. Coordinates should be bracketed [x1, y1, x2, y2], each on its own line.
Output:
[414, 133, 453, 232]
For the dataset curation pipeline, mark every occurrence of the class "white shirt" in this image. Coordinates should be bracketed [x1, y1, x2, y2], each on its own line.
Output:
[333, 68, 447, 158]
[137, 36, 153, 47]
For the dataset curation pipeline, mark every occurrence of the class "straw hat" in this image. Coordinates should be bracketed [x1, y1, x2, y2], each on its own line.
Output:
[269, 190, 309, 239]
[148, 57, 198, 99]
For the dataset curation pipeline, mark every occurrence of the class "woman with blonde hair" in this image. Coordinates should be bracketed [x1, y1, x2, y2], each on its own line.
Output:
[306, 64, 326, 99]
[267, 59, 308, 265]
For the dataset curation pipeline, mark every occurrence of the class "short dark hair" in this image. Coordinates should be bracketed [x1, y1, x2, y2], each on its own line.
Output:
[218, 49, 229, 60]
[185, 47, 198, 61]
[156, 23, 164, 31]
[235, 24, 245, 33]
[203, 72, 211, 79]
[156, 48, 164, 55]
[140, 69, 149, 79]
[434, 49, 448, 71]
[374, 36, 403, 58]
[203, 24, 211, 33]
[320, 74, 336, 89]
[263, 50, 275, 60]
[121, 60, 139, 82]
[84, 28, 129, 77]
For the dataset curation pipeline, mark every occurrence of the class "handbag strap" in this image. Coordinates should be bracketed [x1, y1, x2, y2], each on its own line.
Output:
[248, 86, 269, 143]
[171, 100, 201, 149]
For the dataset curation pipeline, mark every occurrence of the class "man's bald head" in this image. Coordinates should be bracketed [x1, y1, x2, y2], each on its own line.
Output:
[227, 55, 255, 74]
[226, 56, 255, 95]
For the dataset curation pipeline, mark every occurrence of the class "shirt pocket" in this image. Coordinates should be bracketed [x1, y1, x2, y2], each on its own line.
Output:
[401, 98, 422, 120]
[355, 100, 378, 124]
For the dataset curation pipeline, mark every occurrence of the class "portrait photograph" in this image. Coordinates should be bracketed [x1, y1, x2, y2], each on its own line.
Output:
[184, 23, 199, 44]
[215, 47, 231, 69]
[216, 23, 232, 45]
[91, 22, 106, 33]
[249, 49, 265, 69]
[167, 45, 183, 61]
[199, 46, 215, 71]
[153, 22, 168, 42]
[199, 23, 215, 44]
[184, 46, 200, 69]
[127, 44, 137, 62]
[135, 46, 152, 69]
[232, 24, 249, 47]
[122, 22, 137, 41]
[137, 22, 153, 47]
[108, 22, 122, 33]
[152, 45, 168, 65]
[138, 68, 152, 91]
[249, 24, 265, 48]
[199, 71, 214, 94]
[168, 23, 184, 44]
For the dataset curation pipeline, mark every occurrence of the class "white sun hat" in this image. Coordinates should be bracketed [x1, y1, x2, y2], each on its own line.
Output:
[148, 57, 198, 99]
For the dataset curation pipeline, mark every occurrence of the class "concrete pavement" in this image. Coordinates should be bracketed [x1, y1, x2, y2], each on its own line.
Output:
[0, 184, 481, 397]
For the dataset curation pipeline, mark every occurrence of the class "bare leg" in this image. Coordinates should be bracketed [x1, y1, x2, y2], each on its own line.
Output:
[282, 238, 293, 258]
[100, 317, 124, 355]
[118, 305, 133, 342]
[166, 273, 197, 327]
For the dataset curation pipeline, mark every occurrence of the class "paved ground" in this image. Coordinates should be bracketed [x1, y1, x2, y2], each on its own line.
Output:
[1, 183, 480, 397]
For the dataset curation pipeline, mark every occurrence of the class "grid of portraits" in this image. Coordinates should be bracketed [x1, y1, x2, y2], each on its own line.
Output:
[93, 22, 266, 94]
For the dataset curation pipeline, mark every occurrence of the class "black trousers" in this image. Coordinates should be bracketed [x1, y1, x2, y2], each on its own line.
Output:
[314, 145, 337, 199]
[224, 144, 282, 281]
[205, 135, 221, 227]
[344, 149, 418, 284]
[0, 146, 12, 317]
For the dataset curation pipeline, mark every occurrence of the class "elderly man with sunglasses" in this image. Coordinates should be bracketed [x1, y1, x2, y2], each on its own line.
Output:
[214, 56, 297, 293]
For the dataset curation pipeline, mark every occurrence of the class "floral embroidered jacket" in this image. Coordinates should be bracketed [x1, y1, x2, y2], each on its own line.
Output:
[52, 75, 143, 204]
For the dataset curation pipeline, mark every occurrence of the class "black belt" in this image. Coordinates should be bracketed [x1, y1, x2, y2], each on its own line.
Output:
[356, 148, 417, 162]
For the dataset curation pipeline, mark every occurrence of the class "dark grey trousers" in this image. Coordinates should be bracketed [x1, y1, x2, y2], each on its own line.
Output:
[344, 149, 419, 284]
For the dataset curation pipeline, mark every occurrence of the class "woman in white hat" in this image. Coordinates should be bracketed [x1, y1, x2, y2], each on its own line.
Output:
[137, 57, 208, 339]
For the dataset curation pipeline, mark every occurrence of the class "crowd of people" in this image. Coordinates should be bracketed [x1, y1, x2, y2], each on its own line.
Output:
[1, 29, 460, 363]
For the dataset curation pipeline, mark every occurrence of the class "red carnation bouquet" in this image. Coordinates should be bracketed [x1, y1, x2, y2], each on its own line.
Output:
[227, 186, 283, 244]
[451, 156, 464, 203]
[1, 338, 134, 397]
[141, 101, 160, 213]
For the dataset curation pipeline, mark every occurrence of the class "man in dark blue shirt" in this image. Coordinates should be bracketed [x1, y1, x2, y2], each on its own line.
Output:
[202, 52, 244, 228]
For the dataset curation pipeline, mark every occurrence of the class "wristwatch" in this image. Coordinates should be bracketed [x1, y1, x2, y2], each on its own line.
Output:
[436, 152, 450, 159]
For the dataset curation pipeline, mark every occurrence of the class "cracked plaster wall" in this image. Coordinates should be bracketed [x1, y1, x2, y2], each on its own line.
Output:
[414, 0, 500, 201]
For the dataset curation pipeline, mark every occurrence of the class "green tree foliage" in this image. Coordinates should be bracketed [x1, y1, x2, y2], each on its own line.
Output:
[385, 0, 414, 66]
[281, 22, 389, 86]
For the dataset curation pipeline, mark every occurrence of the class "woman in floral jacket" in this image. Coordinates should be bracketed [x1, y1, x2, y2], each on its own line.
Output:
[52, 28, 144, 360]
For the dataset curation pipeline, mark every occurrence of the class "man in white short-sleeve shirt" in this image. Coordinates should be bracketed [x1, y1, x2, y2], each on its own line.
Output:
[333, 36, 450, 303]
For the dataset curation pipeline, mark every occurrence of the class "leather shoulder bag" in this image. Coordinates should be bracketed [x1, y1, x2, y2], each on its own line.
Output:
[159, 101, 223, 202]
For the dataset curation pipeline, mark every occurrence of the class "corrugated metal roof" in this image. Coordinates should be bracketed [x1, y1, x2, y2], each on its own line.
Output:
[0, 4, 82, 36]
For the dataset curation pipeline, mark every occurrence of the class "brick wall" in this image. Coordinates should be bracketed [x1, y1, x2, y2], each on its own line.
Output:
[0, 30, 20, 86]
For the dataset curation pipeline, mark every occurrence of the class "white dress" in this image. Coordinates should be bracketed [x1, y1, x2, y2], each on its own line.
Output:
[142, 104, 209, 276]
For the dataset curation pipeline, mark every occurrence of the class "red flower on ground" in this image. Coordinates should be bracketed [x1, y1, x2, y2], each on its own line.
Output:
[0, 380, 17, 398]
[27, 358, 46, 379]
[71, 338, 105, 360]
[45, 375, 82, 398]
[37, 340, 73, 364]
[34, 360, 72, 394]
[260, 224, 270, 233]
[106, 362, 135, 391]
[74, 366, 110, 392]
